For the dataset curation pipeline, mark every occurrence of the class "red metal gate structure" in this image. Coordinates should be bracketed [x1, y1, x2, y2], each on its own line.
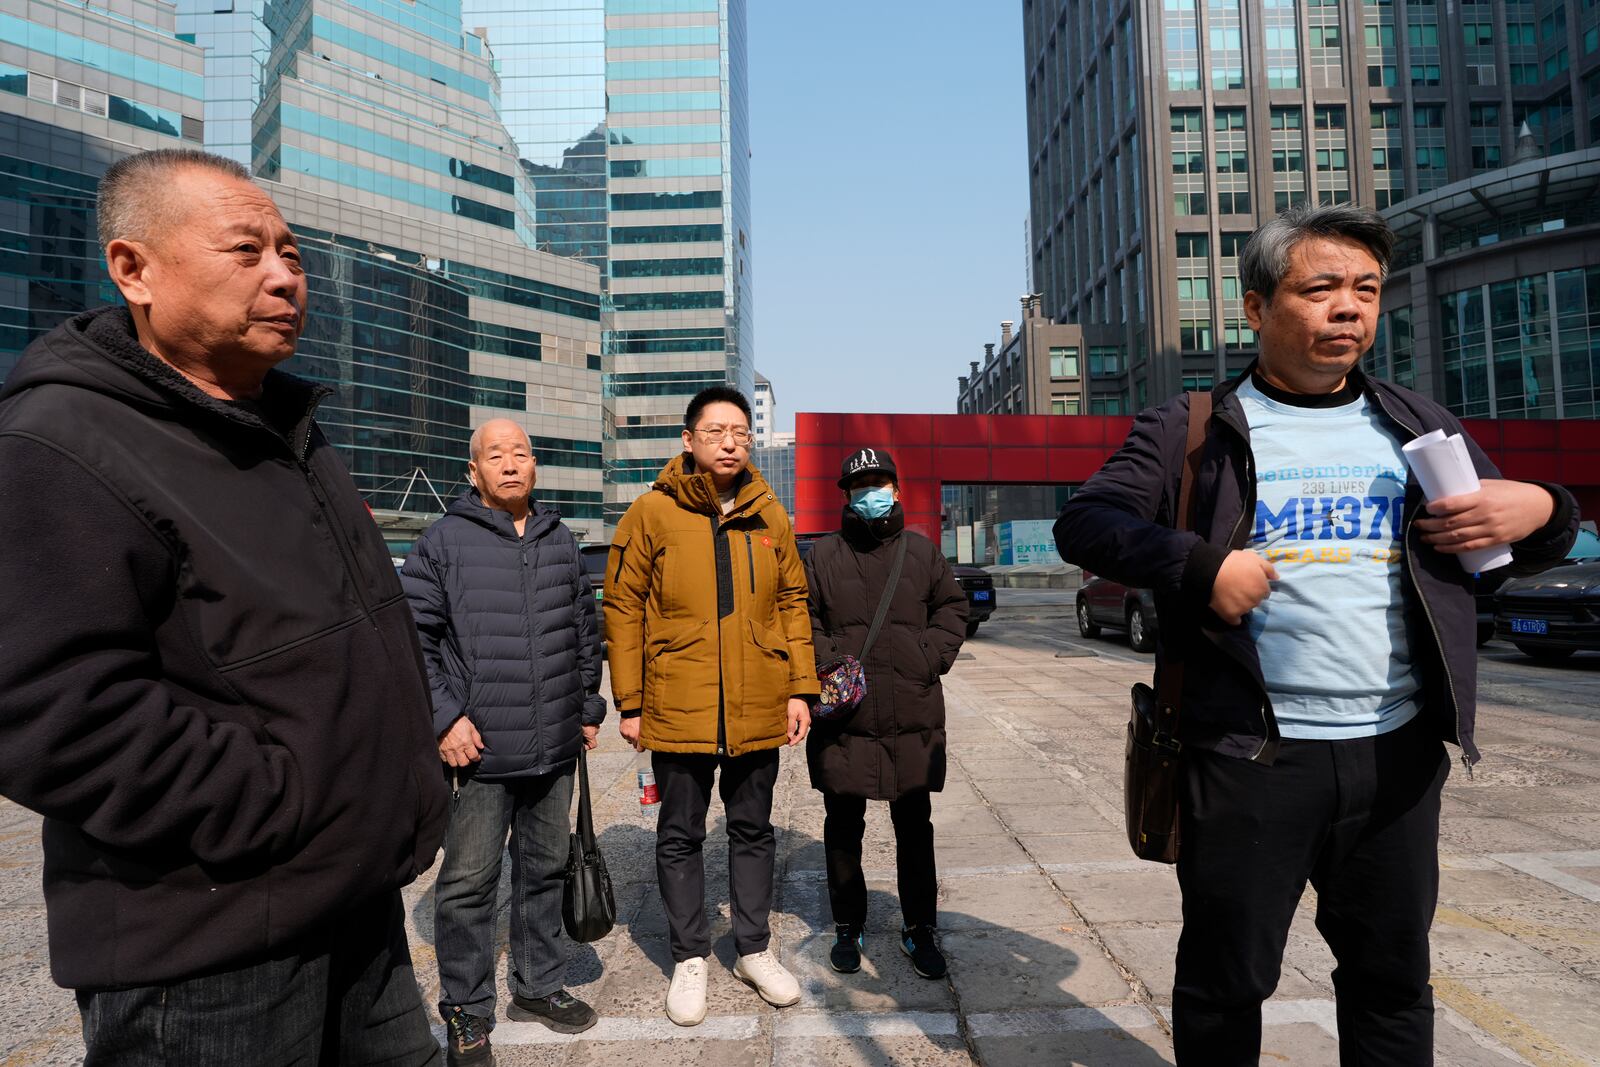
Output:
[792, 412, 1600, 542]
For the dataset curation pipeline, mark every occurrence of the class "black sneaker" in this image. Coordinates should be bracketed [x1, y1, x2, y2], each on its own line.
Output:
[506, 989, 598, 1034]
[901, 924, 947, 980]
[443, 1007, 493, 1067]
[830, 924, 864, 974]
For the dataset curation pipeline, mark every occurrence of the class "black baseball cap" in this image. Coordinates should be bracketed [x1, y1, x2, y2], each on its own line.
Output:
[838, 447, 898, 489]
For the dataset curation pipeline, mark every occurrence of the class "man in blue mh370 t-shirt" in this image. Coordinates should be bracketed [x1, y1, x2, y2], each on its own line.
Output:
[1054, 203, 1579, 1066]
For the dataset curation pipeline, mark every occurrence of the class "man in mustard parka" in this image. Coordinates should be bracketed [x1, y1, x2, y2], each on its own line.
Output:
[605, 386, 819, 1027]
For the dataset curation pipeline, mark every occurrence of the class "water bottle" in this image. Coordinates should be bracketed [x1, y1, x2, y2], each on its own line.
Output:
[638, 769, 660, 807]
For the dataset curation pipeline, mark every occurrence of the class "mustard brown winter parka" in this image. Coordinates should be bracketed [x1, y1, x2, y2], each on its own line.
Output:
[604, 453, 820, 754]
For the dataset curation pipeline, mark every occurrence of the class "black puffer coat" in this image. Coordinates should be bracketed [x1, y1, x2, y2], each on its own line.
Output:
[402, 493, 604, 780]
[804, 506, 968, 800]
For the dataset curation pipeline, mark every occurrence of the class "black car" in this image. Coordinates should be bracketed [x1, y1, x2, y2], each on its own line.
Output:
[1075, 573, 1158, 653]
[579, 543, 608, 649]
[1493, 554, 1600, 661]
[953, 566, 996, 636]
[1478, 528, 1600, 646]
[794, 533, 996, 637]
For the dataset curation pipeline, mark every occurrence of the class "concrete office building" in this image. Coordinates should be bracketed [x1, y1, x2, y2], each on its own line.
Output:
[1372, 146, 1600, 420]
[1022, 0, 1600, 412]
[459, 0, 753, 524]
[752, 370, 772, 444]
[3, 0, 608, 542]
[955, 294, 1129, 417]
[948, 297, 1102, 535]
[749, 440, 794, 517]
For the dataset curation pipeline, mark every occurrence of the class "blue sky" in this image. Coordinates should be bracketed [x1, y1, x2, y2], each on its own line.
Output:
[747, 2, 1028, 430]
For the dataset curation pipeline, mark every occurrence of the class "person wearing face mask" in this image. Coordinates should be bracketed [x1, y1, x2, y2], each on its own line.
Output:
[802, 448, 969, 980]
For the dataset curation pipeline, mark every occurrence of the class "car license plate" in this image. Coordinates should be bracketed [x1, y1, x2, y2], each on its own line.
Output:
[972, 590, 991, 602]
[1509, 618, 1548, 635]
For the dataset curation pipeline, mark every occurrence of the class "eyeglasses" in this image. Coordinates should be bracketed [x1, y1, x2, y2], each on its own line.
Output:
[692, 426, 753, 447]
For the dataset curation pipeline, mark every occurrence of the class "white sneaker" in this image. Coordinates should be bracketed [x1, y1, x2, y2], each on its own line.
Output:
[733, 949, 801, 1007]
[665, 956, 709, 1027]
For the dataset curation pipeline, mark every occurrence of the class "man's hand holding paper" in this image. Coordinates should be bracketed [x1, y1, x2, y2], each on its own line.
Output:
[1414, 479, 1556, 556]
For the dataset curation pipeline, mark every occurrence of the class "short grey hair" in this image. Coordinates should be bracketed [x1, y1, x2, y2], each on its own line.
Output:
[96, 148, 252, 249]
[1238, 204, 1395, 301]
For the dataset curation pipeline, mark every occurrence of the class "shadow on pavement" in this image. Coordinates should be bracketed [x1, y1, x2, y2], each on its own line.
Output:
[407, 799, 1172, 1063]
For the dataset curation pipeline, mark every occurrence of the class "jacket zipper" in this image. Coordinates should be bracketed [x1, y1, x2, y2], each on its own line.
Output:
[287, 406, 377, 621]
[1208, 402, 1276, 760]
[1366, 390, 1472, 778]
[711, 514, 728, 756]
[745, 532, 756, 594]
[520, 536, 545, 769]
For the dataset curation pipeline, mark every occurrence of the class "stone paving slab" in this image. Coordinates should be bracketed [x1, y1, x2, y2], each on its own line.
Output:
[2, 627, 1598, 1064]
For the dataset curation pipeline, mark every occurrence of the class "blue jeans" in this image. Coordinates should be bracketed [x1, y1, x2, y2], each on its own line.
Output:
[76, 891, 438, 1066]
[433, 764, 574, 1023]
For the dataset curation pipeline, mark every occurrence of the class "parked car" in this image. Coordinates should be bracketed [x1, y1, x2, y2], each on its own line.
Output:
[794, 533, 996, 637]
[1493, 554, 1600, 662]
[580, 543, 608, 650]
[1075, 573, 1158, 653]
[953, 566, 995, 636]
[1477, 528, 1600, 645]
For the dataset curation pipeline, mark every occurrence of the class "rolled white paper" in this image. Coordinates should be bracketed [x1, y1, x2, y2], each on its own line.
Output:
[1400, 429, 1513, 573]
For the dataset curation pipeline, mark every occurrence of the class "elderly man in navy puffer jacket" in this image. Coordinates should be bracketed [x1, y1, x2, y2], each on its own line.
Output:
[402, 418, 607, 1064]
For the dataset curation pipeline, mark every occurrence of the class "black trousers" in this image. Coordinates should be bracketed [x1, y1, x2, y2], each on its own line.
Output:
[822, 790, 937, 930]
[1172, 714, 1450, 1066]
[653, 748, 781, 962]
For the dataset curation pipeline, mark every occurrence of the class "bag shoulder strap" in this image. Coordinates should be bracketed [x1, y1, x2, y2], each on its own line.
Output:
[575, 748, 596, 850]
[1177, 391, 1212, 535]
[859, 534, 908, 660]
[1157, 392, 1212, 718]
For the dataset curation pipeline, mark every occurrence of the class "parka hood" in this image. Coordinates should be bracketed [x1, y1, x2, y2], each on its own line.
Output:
[653, 452, 776, 518]
[0, 305, 325, 444]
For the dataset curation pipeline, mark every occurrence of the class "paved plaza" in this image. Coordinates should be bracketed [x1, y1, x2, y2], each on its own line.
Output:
[2, 605, 1599, 1065]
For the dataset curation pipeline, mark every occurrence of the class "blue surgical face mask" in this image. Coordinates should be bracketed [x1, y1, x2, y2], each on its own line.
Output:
[848, 486, 896, 520]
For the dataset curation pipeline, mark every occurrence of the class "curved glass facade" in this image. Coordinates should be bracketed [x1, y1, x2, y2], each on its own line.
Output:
[0, 126, 602, 520]
[1437, 268, 1600, 420]
[286, 237, 479, 507]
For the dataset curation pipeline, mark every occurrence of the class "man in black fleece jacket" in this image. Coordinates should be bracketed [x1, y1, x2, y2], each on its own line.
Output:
[0, 149, 448, 1064]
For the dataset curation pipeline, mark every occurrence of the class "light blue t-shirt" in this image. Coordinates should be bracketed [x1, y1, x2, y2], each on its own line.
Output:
[1237, 377, 1421, 740]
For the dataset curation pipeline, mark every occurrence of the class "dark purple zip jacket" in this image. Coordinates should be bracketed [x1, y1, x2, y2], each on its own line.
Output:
[1054, 365, 1578, 767]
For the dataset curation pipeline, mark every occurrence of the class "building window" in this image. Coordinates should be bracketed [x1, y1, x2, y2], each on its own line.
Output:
[1164, 0, 1202, 90]
[1049, 346, 1080, 377]
[1180, 319, 1214, 352]
[1089, 346, 1124, 376]
[1264, 0, 1301, 88]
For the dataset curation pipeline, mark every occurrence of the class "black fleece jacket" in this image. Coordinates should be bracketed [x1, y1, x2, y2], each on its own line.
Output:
[0, 307, 448, 989]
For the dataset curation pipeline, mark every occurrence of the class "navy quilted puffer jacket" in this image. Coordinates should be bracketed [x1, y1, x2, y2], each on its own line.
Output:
[402, 492, 605, 779]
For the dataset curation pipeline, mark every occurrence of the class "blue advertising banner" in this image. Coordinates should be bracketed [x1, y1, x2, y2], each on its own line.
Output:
[997, 520, 1062, 565]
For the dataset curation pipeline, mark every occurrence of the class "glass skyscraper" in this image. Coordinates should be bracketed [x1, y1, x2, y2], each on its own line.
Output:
[3, 0, 610, 541]
[2, 0, 208, 379]
[460, 0, 753, 524]
[1023, 0, 1600, 419]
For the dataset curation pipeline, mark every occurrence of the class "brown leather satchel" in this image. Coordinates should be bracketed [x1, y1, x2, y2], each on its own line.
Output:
[1123, 391, 1211, 864]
